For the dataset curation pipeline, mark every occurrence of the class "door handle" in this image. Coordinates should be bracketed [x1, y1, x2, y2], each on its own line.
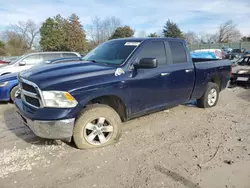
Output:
[161, 72, 170, 76]
[185, 69, 193, 73]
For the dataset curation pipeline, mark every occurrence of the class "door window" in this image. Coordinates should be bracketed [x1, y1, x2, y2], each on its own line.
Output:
[23, 55, 42, 65]
[169, 41, 187, 64]
[42, 54, 62, 61]
[136, 41, 167, 65]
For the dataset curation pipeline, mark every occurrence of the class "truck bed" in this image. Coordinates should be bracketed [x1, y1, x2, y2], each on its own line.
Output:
[192, 58, 222, 63]
[191, 58, 232, 100]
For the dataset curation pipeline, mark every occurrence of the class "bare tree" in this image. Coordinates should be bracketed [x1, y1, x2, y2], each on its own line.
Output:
[9, 20, 40, 50]
[198, 32, 218, 44]
[87, 16, 121, 45]
[88, 17, 104, 45]
[5, 31, 28, 55]
[183, 31, 199, 44]
[103, 16, 121, 38]
[217, 20, 241, 43]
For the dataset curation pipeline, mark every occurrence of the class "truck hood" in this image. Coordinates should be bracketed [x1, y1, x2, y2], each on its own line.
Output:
[232, 65, 250, 74]
[19, 61, 117, 89]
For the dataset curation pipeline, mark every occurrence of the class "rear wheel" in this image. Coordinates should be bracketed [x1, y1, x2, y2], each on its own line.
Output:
[197, 82, 219, 108]
[73, 104, 122, 149]
[10, 86, 19, 102]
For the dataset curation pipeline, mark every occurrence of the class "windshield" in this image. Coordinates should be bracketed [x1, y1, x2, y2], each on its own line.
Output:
[8, 55, 25, 65]
[83, 40, 140, 65]
[237, 57, 250, 66]
[231, 49, 241, 53]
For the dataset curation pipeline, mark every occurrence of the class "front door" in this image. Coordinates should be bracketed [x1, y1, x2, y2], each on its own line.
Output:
[128, 40, 172, 115]
[19, 54, 43, 71]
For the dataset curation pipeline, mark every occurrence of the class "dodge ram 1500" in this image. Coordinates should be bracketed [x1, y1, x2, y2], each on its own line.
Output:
[15, 37, 232, 149]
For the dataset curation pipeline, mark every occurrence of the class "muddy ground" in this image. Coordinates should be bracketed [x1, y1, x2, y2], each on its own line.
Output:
[0, 87, 249, 188]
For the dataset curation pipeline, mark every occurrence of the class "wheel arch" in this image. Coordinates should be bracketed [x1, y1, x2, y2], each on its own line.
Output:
[1, 72, 11, 76]
[208, 75, 221, 91]
[81, 95, 128, 122]
[9, 84, 19, 101]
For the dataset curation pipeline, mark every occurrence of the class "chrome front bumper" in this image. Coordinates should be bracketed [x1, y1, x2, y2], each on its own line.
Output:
[17, 112, 75, 140]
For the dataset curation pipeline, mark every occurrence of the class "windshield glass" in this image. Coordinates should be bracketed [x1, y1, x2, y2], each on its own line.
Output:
[231, 49, 241, 53]
[8, 55, 25, 65]
[83, 40, 140, 65]
[237, 57, 250, 66]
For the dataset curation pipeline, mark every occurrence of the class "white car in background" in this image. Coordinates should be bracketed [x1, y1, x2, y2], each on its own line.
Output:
[0, 51, 81, 76]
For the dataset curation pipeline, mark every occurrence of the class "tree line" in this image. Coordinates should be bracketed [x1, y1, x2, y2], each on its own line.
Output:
[0, 13, 250, 56]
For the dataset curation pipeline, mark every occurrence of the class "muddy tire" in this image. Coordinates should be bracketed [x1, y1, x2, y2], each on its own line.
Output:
[10, 86, 19, 102]
[197, 82, 219, 108]
[73, 104, 122, 149]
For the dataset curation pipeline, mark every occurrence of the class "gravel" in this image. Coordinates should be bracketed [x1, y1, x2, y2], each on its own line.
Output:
[0, 87, 249, 188]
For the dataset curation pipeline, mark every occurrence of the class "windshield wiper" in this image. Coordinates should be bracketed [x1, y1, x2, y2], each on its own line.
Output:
[86, 59, 97, 63]
[83, 59, 111, 65]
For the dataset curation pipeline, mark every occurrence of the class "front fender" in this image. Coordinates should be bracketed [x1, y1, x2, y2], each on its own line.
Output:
[0, 80, 18, 101]
[72, 81, 129, 106]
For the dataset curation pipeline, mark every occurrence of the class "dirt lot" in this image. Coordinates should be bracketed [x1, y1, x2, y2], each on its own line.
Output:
[0, 87, 249, 188]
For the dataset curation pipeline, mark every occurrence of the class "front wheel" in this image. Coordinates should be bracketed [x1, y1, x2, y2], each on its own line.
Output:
[10, 86, 19, 102]
[197, 82, 219, 108]
[73, 104, 122, 149]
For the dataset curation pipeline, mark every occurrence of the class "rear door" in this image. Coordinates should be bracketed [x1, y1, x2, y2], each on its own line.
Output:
[166, 40, 195, 103]
[42, 53, 62, 61]
[128, 40, 172, 115]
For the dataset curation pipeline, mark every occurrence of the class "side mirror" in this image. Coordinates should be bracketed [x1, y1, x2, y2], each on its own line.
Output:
[134, 58, 158, 69]
[19, 61, 26, 66]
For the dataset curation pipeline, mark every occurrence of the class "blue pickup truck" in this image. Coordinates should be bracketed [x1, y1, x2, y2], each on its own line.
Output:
[15, 38, 231, 149]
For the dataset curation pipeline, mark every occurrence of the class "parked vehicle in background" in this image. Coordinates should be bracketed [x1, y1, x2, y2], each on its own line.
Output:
[222, 47, 232, 53]
[191, 51, 217, 59]
[2, 56, 19, 63]
[0, 59, 8, 65]
[192, 49, 223, 59]
[0, 56, 20, 66]
[0, 52, 81, 76]
[221, 47, 232, 59]
[0, 57, 83, 102]
[37, 56, 83, 66]
[227, 48, 247, 60]
[230, 54, 250, 87]
[0, 73, 19, 102]
[15, 37, 232, 149]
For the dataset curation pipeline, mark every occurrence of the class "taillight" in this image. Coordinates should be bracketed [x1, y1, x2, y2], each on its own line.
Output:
[229, 65, 232, 77]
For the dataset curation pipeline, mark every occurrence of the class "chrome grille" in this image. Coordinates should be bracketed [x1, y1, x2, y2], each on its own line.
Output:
[21, 82, 36, 93]
[19, 78, 43, 108]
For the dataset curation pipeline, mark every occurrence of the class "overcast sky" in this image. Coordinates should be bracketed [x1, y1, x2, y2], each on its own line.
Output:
[0, 0, 250, 37]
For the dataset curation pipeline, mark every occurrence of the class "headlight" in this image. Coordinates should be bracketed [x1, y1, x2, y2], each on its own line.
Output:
[0, 82, 8, 87]
[42, 91, 78, 108]
[238, 70, 249, 74]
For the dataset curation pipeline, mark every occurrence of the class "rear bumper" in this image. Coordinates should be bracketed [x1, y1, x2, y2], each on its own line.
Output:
[230, 74, 250, 83]
[15, 96, 77, 140]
